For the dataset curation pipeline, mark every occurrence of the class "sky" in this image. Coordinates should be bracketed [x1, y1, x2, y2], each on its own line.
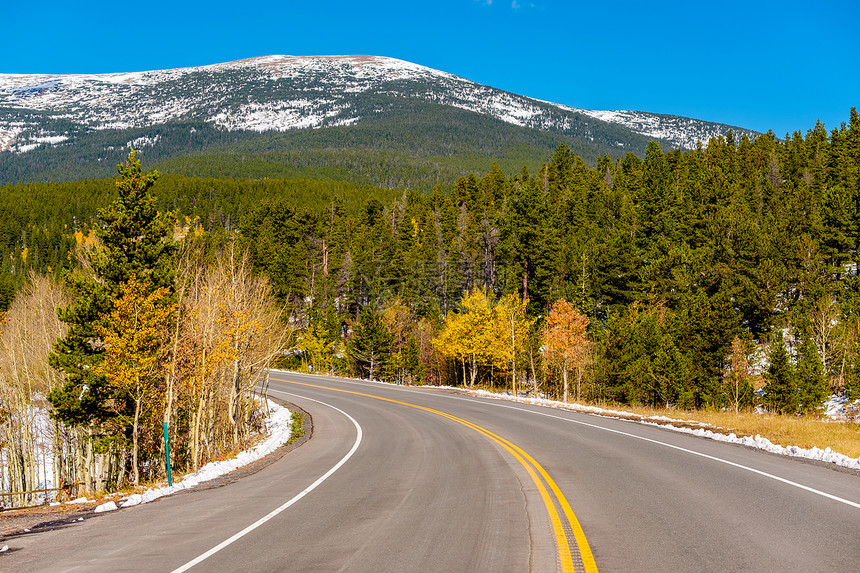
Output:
[3, 0, 857, 136]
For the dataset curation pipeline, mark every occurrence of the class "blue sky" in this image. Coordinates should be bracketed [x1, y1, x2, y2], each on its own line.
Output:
[4, 0, 857, 136]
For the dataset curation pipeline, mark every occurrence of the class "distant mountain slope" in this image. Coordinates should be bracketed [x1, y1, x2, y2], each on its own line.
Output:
[0, 55, 759, 185]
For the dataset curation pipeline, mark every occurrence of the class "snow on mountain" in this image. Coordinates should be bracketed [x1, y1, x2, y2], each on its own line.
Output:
[577, 109, 744, 150]
[0, 55, 757, 154]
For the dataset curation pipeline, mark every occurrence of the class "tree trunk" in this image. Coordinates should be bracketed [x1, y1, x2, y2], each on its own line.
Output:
[82, 435, 94, 496]
[576, 367, 583, 402]
[510, 312, 517, 397]
[230, 356, 241, 447]
[522, 261, 529, 303]
[562, 359, 569, 402]
[192, 389, 206, 470]
[132, 397, 141, 486]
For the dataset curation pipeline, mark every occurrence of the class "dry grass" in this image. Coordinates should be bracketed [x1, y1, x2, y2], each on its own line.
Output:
[599, 404, 860, 459]
[467, 384, 859, 460]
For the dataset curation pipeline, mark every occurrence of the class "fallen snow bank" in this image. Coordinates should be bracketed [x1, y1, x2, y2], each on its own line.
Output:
[466, 389, 860, 471]
[92, 399, 291, 513]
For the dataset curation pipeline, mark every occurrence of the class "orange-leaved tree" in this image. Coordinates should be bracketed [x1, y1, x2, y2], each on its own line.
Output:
[543, 299, 592, 402]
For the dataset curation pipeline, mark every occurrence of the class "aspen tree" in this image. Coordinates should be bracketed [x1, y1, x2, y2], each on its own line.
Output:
[97, 276, 173, 485]
[543, 299, 592, 402]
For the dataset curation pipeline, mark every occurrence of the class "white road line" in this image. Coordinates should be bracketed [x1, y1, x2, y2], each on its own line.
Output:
[267, 372, 860, 510]
[449, 395, 860, 510]
[171, 393, 362, 573]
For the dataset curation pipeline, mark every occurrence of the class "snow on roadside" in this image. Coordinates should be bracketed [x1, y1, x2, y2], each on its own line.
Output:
[464, 389, 860, 471]
[92, 399, 291, 513]
[269, 371, 860, 472]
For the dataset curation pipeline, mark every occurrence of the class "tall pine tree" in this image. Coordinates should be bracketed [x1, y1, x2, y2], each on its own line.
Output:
[48, 150, 176, 441]
[795, 335, 827, 414]
[762, 336, 797, 414]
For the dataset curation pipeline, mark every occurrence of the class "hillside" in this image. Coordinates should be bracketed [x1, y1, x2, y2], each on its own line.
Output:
[0, 55, 759, 187]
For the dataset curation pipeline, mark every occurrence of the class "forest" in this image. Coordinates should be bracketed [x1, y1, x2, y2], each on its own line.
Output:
[0, 154, 289, 506]
[2, 108, 860, 506]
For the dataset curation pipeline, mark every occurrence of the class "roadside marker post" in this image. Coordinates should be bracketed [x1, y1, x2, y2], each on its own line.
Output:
[164, 422, 173, 487]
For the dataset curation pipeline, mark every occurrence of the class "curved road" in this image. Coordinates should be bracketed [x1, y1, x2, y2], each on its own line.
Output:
[5, 371, 860, 572]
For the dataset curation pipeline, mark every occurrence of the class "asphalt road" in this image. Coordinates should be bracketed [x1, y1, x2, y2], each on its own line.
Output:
[4, 371, 859, 572]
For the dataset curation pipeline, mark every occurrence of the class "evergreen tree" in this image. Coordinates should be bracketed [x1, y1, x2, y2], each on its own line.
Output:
[92, 151, 176, 292]
[846, 343, 860, 400]
[640, 140, 673, 238]
[795, 335, 828, 414]
[347, 307, 393, 381]
[48, 150, 176, 437]
[762, 336, 797, 414]
[498, 178, 552, 313]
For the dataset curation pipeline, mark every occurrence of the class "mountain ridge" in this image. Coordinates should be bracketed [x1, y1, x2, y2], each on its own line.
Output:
[0, 55, 760, 185]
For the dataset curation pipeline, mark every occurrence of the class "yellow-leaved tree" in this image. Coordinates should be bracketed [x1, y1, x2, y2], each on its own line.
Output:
[97, 275, 174, 486]
[492, 294, 533, 396]
[433, 288, 497, 387]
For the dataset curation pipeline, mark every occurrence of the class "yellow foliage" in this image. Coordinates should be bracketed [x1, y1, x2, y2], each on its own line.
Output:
[83, 229, 98, 248]
[382, 298, 414, 352]
[97, 276, 175, 401]
[433, 288, 531, 385]
[296, 323, 336, 372]
[491, 294, 532, 369]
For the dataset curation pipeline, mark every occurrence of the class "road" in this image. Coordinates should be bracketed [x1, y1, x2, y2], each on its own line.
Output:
[5, 371, 860, 572]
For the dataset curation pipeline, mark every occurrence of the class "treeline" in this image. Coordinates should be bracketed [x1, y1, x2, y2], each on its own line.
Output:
[0, 173, 403, 310]
[242, 109, 860, 411]
[1, 154, 289, 506]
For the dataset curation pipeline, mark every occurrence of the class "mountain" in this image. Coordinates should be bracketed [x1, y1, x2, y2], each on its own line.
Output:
[0, 55, 759, 187]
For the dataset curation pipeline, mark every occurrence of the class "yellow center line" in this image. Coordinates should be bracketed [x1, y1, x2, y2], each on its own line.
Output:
[281, 379, 598, 573]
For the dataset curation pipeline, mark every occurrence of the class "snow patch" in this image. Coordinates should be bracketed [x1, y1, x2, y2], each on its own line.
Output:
[0, 55, 757, 154]
[0, 126, 23, 151]
[467, 389, 860, 471]
[33, 134, 68, 144]
[94, 501, 118, 513]
[127, 134, 161, 149]
[117, 399, 291, 510]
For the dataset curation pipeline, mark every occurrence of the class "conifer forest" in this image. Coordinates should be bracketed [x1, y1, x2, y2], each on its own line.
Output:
[2, 109, 860, 507]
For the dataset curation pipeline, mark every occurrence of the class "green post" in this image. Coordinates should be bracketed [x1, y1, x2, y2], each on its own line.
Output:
[163, 422, 173, 486]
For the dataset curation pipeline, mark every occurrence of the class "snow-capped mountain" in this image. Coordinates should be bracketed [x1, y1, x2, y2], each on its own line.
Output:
[0, 55, 756, 156]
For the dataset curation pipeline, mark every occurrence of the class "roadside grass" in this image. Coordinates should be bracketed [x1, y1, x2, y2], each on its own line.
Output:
[286, 412, 306, 445]
[585, 404, 860, 459]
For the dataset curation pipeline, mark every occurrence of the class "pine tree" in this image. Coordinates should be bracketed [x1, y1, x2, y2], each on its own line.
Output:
[347, 307, 393, 381]
[795, 335, 828, 414]
[498, 178, 552, 313]
[48, 150, 176, 442]
[763, 336, 797, 414]
[93, 150, 176, 293]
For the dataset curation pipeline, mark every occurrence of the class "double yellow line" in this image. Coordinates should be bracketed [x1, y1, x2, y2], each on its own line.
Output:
[285, 380, 598, 573]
